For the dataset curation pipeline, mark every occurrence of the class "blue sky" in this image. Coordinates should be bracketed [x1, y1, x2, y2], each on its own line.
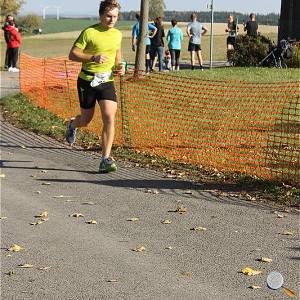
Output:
[21, 0, 282, 16]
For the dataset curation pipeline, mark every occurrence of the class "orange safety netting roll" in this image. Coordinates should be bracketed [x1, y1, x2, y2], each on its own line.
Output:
[19, 53, 300, 185]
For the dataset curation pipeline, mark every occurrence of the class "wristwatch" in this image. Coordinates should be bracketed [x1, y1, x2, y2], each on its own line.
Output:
[90, 55, 96, 62]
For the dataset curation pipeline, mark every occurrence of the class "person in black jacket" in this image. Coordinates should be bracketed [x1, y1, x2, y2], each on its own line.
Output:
[150, 17, 165, 72]
[244, 13, 258, 37]
[2, 15, 14, 70]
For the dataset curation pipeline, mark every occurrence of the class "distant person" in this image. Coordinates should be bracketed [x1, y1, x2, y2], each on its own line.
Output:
[186, 13, 208, 70]
[167, 19, 183, 71]
[66, 0, 125, 173]
[163, 50, 171, 70]
[150, 17, 165, 72]
[2, 15, 14, 70]
[225, 15, 239, 61]
[132, 13, 157, 73]
[3, 16, 21, 72]
[244, 13, 258, 37]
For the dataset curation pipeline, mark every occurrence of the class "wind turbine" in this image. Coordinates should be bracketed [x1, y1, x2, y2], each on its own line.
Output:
[54, 6, 62, 20]
[42, 6, 50, 20]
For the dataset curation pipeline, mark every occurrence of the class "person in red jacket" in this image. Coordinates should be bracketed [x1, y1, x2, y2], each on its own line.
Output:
[4, 20, 21, 72]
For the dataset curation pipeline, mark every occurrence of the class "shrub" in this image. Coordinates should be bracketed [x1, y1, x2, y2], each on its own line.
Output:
[286, 42, 300, 68]
[231, 35, 273, 67]
[17, 14, 42, 33]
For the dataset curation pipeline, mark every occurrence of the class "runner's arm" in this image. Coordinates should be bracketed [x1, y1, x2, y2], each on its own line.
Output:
[114, 48, 125, 76]
[69, 46, 108, 64]
[202, 26, 208, 35]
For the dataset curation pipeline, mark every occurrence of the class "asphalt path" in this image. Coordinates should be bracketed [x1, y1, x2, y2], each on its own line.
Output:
[0, 71, 299, 299]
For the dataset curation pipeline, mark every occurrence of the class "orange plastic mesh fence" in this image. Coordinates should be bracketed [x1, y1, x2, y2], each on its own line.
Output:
[20, 53, 300, 185]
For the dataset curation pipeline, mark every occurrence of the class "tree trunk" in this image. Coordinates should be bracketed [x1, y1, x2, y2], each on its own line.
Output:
[135, 0, 149, 74]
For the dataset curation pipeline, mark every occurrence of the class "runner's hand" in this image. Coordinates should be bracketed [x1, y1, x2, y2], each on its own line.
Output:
[94, 55, 108, 64]
[113, 63, 125, 76]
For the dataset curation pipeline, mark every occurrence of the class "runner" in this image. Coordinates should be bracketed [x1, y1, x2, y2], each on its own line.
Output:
[186, 13, 208, 70]
[66, 0, 124, 173]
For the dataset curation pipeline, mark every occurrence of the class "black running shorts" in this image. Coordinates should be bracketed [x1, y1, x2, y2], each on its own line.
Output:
[188, 43, 201, 51]
[77, 77, 117, 109]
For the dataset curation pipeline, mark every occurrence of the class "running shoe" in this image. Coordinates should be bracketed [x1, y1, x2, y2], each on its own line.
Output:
[99, 157, 117, 173]
[66, 120, 77, 145]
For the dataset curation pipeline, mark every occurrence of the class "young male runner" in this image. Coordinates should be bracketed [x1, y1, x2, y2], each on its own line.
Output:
[66, 0, 124, 173]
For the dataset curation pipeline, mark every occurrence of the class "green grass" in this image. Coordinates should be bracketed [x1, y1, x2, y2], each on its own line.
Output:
[40, 19, 135, 34]
[0, 92, 299, 205]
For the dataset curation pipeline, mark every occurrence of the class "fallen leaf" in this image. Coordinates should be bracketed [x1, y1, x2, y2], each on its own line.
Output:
[35, 211, 48, 218]
[162, 219, 172, 224]
[0, 173, 6, 178]
[53, 195, 74, 198]
[107, 279, 118, 283]
[257, 257, 273, 263]
[241, 267, 263, 276]
[282, 287, 296, 298]
[127, 217, 140, 222]
[82, 202, 95, 205]
[37, 266, 51, 271]
[281, 230, 294, 236]
[183, 190, 193, 195]
[249, 285, 262, 289]
[86, 220, 97, 225]
[165, 246, 173, 250]
[65, 200, 76, 203]
[41, 182, 51, 186]
[30, 220, 44, 226]
[30, 175, 37, 178]
[41, 170, 48, 173]
[191, 226, 207, 231]
[176, 205, 187, 214]
[21, 145, 27, 149]
[0, 216, 7, 220]
[70, 213, 84, 218]
[5, 271, 15, 276]
[182, 271, 193, 277]
[132, 246, 146, 252]
[36, 191, 41, 194]
[8, 244, 24, 252]
[18, 264, 34, 268]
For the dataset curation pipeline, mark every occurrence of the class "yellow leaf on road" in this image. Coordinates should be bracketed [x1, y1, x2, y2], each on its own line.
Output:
[182, 271, 193, 276]
[127, 217, 140, 222]
[107, 279, 118, 282]
[8, 244, 24, 252]
[257, 257, 273, 263]
[30, 220, 44, 226]
[37, 266, 51, 271]
[86, 220, 97, 225]
[281, 230, 294, 236]
[132, 246, 146, 252]
[282, 287, 296, 298]
[165, 246, 173, 250]
[0, 216, 7, 220]
[249, 285, 262, 289]
[242, 267, 263, 276]
[70, 213, 84, 218]
[176, 205, 187, 214]
[18, 264, 34, 268]
[191, 226, 207, 231]
[162, 219, 172, 224]
[41, 182, 51, 186]
[35, 211, 48, 218]
[0, 173, 6, 178]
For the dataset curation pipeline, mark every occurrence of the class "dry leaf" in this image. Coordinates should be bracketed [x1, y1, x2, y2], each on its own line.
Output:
[35, 211, 48, 218]
[249, 285, 262, 289]
[36, 191, 41, 194]
[162, 219, 172, 224]
[41, 182, 51, 186]
[165, 246, 173, 250]
[282, 287, 296, 298]
[41, 170, 47, 173]
[191, 226, 207, 231]
[0, 173, 6, 178]
[127, 217, 140, 222]
[70, 213, 84, 218]
[182, 271, 193, 277]
[30, 220, 44, 226]
[8, 244, 24, 252]
[37, 266, 51, 271]
[257, 257, 273, 263]
[176, 205, 187, 214]
[5, 271, 15, 276]
[0, 216, 7, 220]
[21, 145, 27, 149]
[132, 246, 146, 252]
[107, 279, 118, 282]
[281, 230, 294, 236]
[242, 267, 263, 276]
[86, 220, 97, 225]
[183, 190, 193, 195]
[18, 264, 34, 268]
[82, 202, 95, 205]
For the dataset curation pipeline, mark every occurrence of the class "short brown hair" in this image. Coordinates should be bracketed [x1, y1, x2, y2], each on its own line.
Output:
[99, 0, 121, 16]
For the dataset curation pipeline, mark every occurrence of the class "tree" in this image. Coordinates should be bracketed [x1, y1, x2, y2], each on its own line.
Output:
[0, 0, 26, 17]
[149, 0, 165, 19]
[135, 0, 149, 73]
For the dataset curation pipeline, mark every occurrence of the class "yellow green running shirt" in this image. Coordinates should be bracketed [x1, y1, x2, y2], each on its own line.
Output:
[74, 23, 122, 82]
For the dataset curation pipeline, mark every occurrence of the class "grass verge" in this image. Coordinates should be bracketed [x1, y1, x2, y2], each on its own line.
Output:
[0, 92, 299, 207]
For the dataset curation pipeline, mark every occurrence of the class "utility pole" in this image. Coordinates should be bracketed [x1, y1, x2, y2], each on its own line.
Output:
[135, 0, 149, 74]
[209, 0, 214, 69]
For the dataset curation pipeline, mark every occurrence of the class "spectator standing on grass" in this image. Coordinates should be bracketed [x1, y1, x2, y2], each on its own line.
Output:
[225, 15, 239, 62]
[2, 15, 14, 70]
[167, 19, 183, 71]
[66, 0, 125, 173]
[132, 14, 157, 73]
[150, 17, 165, 72]
[3, 16, 21, 73]
[244, 13, 258, 37]
[187, 13, 208, 70]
